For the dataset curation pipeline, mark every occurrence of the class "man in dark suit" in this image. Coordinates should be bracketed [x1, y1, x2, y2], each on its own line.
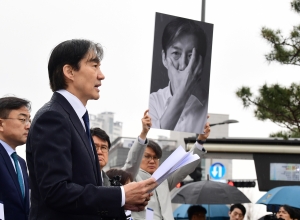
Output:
[0, 96, 31, 220]
[26, 39, 156, 220]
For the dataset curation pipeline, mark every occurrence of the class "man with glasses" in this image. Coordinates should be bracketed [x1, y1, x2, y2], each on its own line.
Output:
[228, 204, 246, 220]
[0, 96, 31, 220]
[123, 110, 210, 220]
[91, 110, 153, 187]
[90, 127, 112, 186]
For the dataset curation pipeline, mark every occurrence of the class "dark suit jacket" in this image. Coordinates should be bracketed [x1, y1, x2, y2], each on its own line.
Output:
[0, 143, 30, 220]
[26, 92, 123, 220]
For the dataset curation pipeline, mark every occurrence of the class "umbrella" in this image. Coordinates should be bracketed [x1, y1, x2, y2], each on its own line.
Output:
[173, 204, 229, 220]
[171, 180, 251, 204]
[256, 186, 300, 211]
[257, 214, 277, 220]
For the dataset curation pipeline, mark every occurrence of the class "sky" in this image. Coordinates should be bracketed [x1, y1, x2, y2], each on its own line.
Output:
[1, 1, 297, 217]
[0, 0, 299, 140]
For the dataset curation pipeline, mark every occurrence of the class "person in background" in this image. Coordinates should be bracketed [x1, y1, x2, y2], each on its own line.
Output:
[123, 110, 210, 220]
[276, 205, 299, 220]
[0, 96, 31, 220]
[90, 127, 112, 186]
[229, 204, 246, 220]
[106, 169, 134, 220]
[91, 109, 154, 187]
[106, 169, 133, 186]
[187, 205, 207, 220]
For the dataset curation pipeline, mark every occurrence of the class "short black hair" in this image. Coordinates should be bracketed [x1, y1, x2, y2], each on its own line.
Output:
[48, 39, 104, 92]
[230, 204, 246, 217]
[279, 205, 299, 219]
[106, 168, 133, 185]
[0, 96, 31, 118]
[147, 140, 162, 159]
[187, 205, 207, 220]
[293, 207, 300, 219]
[162, 17, 207, 60]
[90, 127, 111, 149]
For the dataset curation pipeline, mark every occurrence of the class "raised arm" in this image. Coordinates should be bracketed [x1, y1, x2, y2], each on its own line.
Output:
[122, 110, 151, 179]
[167, 121, 210, 190]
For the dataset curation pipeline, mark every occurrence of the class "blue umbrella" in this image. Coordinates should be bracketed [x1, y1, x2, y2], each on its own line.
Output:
[256, 186, 300, 211]
[173, 204, 229, 220]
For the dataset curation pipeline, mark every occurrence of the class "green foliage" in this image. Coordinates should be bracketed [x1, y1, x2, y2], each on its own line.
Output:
[236, 0, 300, 139]
[236, 83, 300, 138]
[270, 130, 300, 140]
[291, 0, 300, 13]
[236, 87, 252, 107]
[261, 0, 300, 66]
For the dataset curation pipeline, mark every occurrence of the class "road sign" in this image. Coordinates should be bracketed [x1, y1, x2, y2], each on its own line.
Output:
[210, 162, 226, 179]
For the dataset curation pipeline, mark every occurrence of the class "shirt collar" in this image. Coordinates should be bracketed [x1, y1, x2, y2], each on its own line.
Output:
[56, 90, 87, 119]
[0, 139, 15, 157]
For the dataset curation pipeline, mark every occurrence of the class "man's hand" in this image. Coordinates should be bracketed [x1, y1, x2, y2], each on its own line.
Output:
[140, 110, 152, 140]
[198, 121, 210, 140]
[123, 178, 157, 211]
[166, 48, 203, 96]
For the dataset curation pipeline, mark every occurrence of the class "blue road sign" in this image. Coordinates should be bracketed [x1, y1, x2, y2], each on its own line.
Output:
[209, 162, 226, 180]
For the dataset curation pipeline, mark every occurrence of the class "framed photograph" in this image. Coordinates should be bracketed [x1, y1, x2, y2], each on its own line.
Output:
[149, 12, 214, 134]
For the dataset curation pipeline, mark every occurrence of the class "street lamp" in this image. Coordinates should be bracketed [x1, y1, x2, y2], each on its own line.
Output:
[210, 119, 239, 127]
[188, 119, 239, 149]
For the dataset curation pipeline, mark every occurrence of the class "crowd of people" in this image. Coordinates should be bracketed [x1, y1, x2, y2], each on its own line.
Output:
[187, 203, 247, 220]
[0, 38, 210, 220]
[0, 18, 298, 220]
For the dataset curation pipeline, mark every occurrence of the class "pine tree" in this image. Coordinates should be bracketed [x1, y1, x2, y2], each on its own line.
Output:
[236, 0, 300, 139]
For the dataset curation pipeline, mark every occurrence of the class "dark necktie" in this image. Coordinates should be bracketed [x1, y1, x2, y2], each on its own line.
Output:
[11, 152, 25, 199]
[82, 111, 95, 155]
[82, 111, 92, 142]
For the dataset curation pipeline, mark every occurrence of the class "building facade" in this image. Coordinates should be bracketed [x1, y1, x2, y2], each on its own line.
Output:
[89, 111, 123, 142]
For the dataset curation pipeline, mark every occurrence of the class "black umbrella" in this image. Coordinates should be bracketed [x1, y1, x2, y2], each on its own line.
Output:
[171, 180, 251, 204]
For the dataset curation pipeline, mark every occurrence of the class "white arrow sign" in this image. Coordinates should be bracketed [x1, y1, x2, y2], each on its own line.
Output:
[211, 165, 223, 178]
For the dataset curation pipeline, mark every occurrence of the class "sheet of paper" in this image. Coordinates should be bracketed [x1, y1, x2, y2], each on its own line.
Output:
[146, 207, 154, 220]
[151, 145, 200, 186]
[152, 145, 187, 180]
[0, 201, 4, 220]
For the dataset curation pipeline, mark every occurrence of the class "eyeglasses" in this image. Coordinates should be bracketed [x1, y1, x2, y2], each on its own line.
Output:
[143, 155, 159, 162]
[95, 145, 108, 153]
[2, 118, 31, 125]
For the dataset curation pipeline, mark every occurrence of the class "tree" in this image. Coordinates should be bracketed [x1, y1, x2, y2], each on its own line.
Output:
[236, 0, 300, 139]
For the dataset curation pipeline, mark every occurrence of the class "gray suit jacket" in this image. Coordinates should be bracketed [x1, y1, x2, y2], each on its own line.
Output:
[124, 140, 206, 220]
[102, 171, 111, 186]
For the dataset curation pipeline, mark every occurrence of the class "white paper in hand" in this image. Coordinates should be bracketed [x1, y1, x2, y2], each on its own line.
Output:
[0, 201, 4, 220]
[151, 145, 200, 187]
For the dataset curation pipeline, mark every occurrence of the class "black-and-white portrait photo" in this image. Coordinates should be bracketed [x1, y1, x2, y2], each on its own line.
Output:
[149, 12, 214, 134]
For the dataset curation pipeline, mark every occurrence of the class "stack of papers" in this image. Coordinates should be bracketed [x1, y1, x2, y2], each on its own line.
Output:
[151, 145, 200, 187]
